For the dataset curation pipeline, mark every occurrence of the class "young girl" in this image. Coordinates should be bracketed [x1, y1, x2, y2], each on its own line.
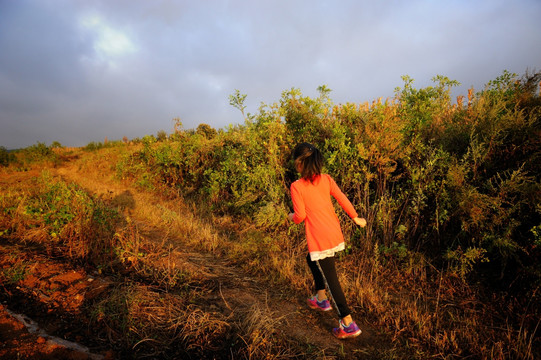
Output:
[288, 142, 366, 339]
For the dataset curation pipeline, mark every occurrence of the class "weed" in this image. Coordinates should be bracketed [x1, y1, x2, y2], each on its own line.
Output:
[90, 284, 229, 358]
[1, 262, 28, 284]
[236, 301, 298, 360]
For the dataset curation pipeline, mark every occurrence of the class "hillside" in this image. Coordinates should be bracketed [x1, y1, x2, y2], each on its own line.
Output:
[1, 70, 540, 359]
[0, 149, 397, 359]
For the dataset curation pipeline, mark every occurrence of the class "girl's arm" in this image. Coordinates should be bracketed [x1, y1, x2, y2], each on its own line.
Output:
[328, 176, 367, 227]
[328, 176, 358, 219]
[289, 183, 306, 224]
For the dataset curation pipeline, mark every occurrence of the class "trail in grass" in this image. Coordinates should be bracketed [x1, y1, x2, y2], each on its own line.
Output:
[54, 157, 396, 359]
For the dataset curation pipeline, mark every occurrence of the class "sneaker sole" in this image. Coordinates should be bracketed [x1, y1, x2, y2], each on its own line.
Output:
[306, 299, 332, 311]
[333, 328, 362, 339]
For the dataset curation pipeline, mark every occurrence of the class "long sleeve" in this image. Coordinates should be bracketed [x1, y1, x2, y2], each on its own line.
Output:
[290, 182, 306, 224]
[329, 177, 358, 219]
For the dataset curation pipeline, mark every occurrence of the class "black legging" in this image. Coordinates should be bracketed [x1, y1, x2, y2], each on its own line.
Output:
[306, 254, 351, 318]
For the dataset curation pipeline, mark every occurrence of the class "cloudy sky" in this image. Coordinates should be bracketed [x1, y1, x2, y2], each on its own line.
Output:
[1, 0, 540, 149]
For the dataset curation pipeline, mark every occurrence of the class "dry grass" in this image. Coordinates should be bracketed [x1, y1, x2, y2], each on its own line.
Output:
[336, 249, 540, 359]
[57, 148, 224, 254]
[0, 168, 234, 357]
[91, 284, 230, 358]
[3, 146, 539, 359]
[0, 159, 315, 358]
[236, 300, 306, 360]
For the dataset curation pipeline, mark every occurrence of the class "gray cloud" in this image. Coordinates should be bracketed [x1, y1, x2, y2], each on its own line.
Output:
[1, 0, 540, 148]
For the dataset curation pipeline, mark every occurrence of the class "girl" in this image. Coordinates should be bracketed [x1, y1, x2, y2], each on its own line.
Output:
[288, 142, 366, 339]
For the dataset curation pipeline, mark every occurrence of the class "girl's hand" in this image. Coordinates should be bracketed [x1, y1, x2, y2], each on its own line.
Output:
[288, 213, 295, 222]
[353, 217, 367, 227]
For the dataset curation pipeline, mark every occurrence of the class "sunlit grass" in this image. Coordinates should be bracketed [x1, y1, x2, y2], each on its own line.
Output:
[1, 69, 540, 358]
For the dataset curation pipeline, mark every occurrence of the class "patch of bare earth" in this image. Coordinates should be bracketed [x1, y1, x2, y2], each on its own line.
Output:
[0, 241, 114, 359]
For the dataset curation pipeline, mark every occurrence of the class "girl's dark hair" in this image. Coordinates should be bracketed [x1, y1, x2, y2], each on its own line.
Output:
[293, 143, 323, 181]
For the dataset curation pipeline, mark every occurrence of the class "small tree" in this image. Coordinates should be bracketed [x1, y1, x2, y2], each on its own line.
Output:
[196, 123, 217, 139]
[0, 146, 15, 166]
[173, 117, 183, 134]
[156, 130, 168, 142]
[51, 141, 63, 149]
[229, 89, 249, 122]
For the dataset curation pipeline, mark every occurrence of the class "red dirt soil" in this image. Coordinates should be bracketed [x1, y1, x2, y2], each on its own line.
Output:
[0, 242, 115, 359]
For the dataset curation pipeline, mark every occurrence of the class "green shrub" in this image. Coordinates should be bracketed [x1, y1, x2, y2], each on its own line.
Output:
[22, 171, 119, 262]
[0, 146, 16, 166]
[116, 70, 541, 293]
[84, 140, 124, 152]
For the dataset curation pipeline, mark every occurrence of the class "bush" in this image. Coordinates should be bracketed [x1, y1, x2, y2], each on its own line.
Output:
[10, 142, 60, 166]
[156, 130, 168, 142]
[117, 71, 541, 292]
[0, 146, 16, 167]
[84, 140, 124, 152]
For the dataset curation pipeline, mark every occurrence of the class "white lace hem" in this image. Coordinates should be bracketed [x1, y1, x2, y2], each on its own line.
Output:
[309, 242, 345, 261]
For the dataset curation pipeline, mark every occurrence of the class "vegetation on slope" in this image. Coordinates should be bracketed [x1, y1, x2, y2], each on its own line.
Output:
[115, 70, 541, 358]
[1, 70, 540, 359]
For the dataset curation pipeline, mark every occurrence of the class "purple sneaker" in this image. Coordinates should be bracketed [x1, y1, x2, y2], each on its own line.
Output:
[332, 319, 362, 339]
[307, 295, 332, 312]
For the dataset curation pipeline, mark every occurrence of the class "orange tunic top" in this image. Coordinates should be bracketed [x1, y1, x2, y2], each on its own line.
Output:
[291, 174, 358, 261]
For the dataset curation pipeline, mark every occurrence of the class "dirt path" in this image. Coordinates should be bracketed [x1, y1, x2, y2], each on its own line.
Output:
[61, 158, 397, 358]
[0, 159, 397, 359]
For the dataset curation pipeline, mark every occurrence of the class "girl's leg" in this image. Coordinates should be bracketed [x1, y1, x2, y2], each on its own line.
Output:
[306, 254, 326, 298]
[315, 256, 351, 319]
